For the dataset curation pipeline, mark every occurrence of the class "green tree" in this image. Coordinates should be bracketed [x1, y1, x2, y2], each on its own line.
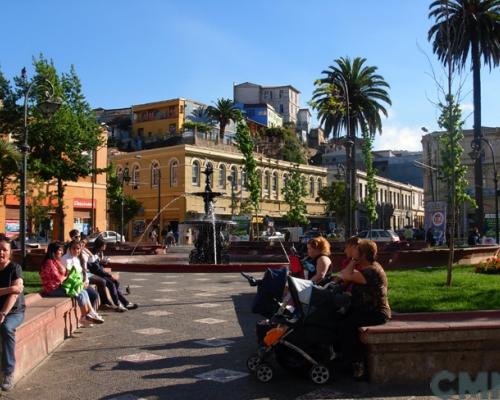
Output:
[438, 94, 475, 285]
[283, 167, 309, 227]
[312, 57, 391, 235]
[6, 56, 104, 240]
[0, 140, 20, 196]
[207, 98, 240, 144]
[26, 178, 53, 237]
[317, 181, 346, 227]
[428, 0, 500, 233]
[278, 131, 306, 164]
[234, 118, 261, 238]
[107, 164, 142, 230]
[361, 130, 378, 224]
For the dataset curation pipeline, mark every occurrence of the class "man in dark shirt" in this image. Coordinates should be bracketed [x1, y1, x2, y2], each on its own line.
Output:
[0, 234, 25, 391]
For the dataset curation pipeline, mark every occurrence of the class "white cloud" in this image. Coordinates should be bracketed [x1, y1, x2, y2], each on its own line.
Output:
[382, 107, 397, 121]
[460, 102, 474, 113]
[373, 125, 424, 152]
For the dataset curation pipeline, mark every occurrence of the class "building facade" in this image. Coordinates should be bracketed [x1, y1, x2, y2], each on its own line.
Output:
[111, 143, 328, 241]
[130, 98, 237, 149]
[233, 82, 302, 124]
[421, 127, 500, 237]
[0, 138, 108, 240]
[234, 103, 283, 128]
[322, 145, 424, 187]
[327, 167, 424, 231]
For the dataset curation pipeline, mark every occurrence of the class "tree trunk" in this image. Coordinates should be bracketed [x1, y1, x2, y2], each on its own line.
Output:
[351, 138, 356, 235]
[218, 122, 226, 145]
[471, 38, 484, 234]
[56, 177, 65, 241]
[344, 143, 351, 238]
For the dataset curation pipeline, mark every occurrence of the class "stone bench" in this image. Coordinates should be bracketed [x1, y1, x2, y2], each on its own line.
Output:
[359, 311, 500, 384]
[13, 294, 81, 385]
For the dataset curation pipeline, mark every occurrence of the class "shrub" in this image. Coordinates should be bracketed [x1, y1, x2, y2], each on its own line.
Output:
[475, 257, 500, 274]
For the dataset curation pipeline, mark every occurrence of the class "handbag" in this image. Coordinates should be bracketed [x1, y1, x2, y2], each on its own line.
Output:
[61, 267, 84, 298]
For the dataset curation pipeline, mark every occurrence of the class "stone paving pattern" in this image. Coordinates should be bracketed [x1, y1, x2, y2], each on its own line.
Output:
[6, 272, 456, 399]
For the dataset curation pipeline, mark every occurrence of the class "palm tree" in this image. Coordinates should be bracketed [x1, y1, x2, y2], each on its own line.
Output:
[207, 98, 241, 144]
[0, 140, 21, 196]
[312, 57, 391, 236]
[428, 0, 500, 233]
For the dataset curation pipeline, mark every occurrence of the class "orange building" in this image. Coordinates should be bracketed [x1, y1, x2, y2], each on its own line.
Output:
[0, 141, 108, 241]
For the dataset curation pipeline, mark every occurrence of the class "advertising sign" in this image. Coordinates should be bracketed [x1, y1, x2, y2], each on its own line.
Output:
[424, 201, 447, 245]
[4, 220, 19, 238]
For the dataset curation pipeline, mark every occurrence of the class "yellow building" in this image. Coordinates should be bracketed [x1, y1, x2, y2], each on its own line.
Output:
[0, 140, 108, 241]
[110, 139, 328, 241]
[132, 98, 188, 139]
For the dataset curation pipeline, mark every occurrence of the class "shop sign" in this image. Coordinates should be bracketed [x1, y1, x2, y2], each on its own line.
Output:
[74, 198, 96, 209]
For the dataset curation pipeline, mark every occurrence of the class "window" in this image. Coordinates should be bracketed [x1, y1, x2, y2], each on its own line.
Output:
[151, 162, 160, 187]
[279, 104, 284, 113]
[117, 167, 123, 181]
[218, 164, 226, 188]
[309, 177, 315, 197]
[272, 172, 278, 193]
[170, 160, 178, 187]
[169, 124, 176, 134]
[192, 160, 200, 186]
[270, 91, 273, 99]
[317, 178, 322, 193]
[264, 171, 270, 192]
[230, 166, 238, 190]
[279, 90, 283, 98]
[283, 173, 288, 189]
[241, 169, 247, 189]
[132, 165, 140, 188]
[359, 183, 363, 200]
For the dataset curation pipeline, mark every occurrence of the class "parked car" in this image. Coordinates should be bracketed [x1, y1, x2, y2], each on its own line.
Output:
[87, 231, 125, 243]
[258, 231, 285, 241]
[357, 229, 400, 242]
[300, 230, 324, 244]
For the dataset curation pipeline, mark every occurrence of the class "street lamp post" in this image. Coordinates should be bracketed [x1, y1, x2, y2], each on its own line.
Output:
[470, 138, 499, 244]
[120, 167, 131, 240]
[19, 68, 61, 267]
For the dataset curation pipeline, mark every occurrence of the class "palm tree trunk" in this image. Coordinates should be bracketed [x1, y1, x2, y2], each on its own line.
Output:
[344, 143, 351, 237]
[219, 122, 226, 145]
[471, 38, 484, 234]
[351, 138, 356, 235]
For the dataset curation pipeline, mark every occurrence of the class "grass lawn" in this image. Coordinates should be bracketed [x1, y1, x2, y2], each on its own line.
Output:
[22, 265, 500, 312]
[23, 271, 42, 295]
[388, 265, 500, 313]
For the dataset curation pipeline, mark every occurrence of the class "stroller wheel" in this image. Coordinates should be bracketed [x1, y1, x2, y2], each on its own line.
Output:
[256, 363, 274, 383]
[246, 355, 260, 372]
[309, 364, 330, 384]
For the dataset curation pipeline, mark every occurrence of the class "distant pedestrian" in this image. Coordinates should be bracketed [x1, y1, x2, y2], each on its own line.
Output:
[426, 228, 436, 247]
[468, 227, 480, 246]
[150, 227, 159, 245]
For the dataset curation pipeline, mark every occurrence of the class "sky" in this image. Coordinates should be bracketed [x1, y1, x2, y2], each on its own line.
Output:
[1, 0, 499, 152]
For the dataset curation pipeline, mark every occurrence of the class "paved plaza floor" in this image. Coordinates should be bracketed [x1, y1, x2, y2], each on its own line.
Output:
[8, 272, 445, 400]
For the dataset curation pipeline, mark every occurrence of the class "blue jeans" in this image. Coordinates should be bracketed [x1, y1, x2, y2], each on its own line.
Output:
[1, 312, 25, 375]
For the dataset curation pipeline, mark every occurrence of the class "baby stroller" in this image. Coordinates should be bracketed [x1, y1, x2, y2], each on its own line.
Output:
[241, 268, 350, 384]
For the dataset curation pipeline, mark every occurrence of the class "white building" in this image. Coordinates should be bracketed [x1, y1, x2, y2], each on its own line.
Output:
[327, 167, 425, 231]
[234, 82, 302, 124]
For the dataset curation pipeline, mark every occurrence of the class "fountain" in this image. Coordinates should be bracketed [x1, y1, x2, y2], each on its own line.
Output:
[186, 165, 235, 264]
